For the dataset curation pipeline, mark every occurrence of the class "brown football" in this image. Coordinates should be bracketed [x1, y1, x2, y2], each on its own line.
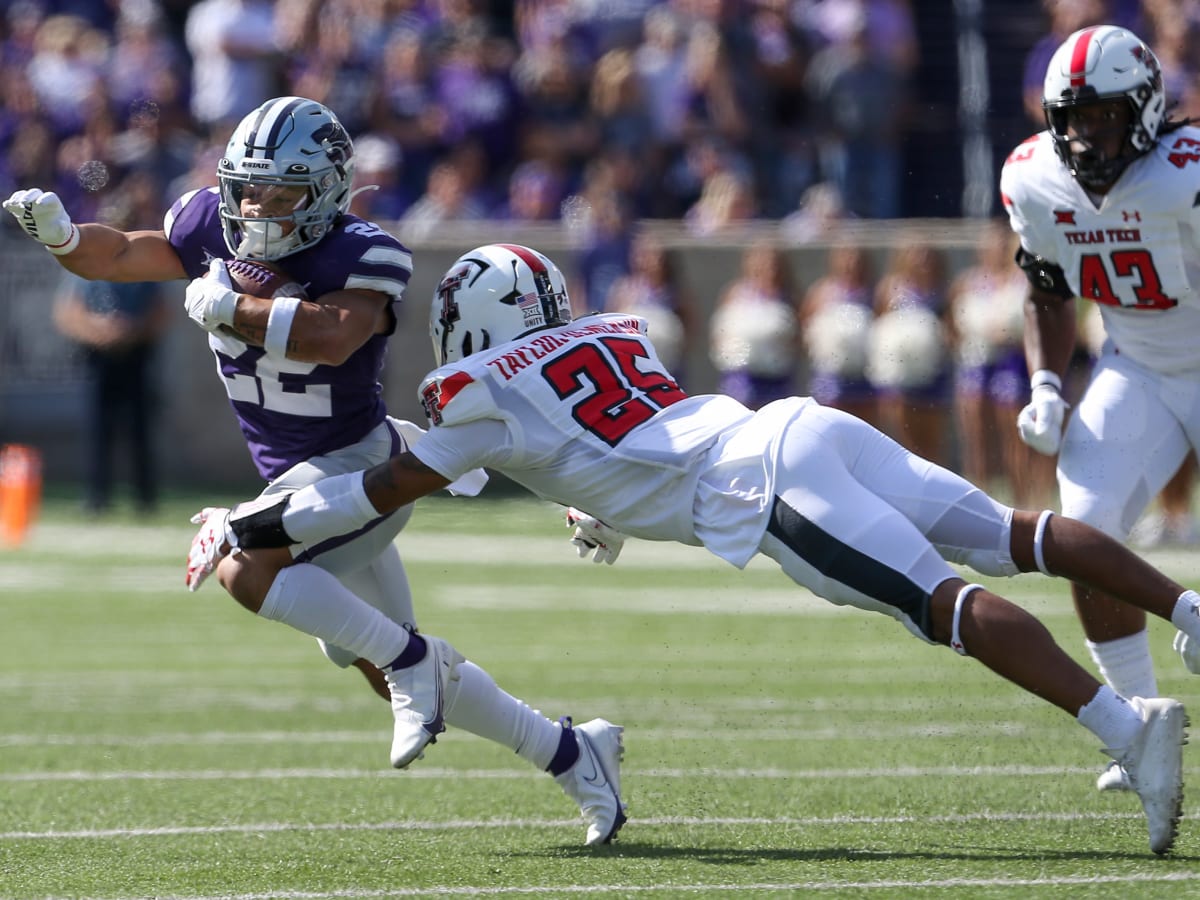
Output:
[218, 259, 307, 343]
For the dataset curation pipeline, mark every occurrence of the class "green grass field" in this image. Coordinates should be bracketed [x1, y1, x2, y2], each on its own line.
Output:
[2, 491, 1199, 899]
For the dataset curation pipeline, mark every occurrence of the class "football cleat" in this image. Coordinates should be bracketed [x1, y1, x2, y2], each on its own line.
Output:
[555, 717, 627, 845]
[1173, 630, 1200, 675]
[1107, 697, 1187, 855]
[385, 631, 463, 769]
[1095, 760, 1133, 792]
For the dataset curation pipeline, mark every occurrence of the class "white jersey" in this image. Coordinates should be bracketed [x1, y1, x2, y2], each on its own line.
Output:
[412, 313, 761, 548]
[1000, 127, 1200, 374]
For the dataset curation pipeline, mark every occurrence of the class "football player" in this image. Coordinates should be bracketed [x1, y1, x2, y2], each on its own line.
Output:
[1000, 26, 1200, 792]
[191, 243, 1198, 855]
[3, 99, 625, 846]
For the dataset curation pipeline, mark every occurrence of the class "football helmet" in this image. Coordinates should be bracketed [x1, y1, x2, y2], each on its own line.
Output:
[1042, 26, 1166, 189]
[430, 244, 572, 366]
[217, 97, 355, 260]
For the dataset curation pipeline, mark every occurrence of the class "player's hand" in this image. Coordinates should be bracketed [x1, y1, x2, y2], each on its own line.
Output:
[3, 188, 80, 254]
[184, 259, 239, 332]
[1017, 384, 1068, 455]
[186, 507, 237, 592]
[566, 507, 625, 565]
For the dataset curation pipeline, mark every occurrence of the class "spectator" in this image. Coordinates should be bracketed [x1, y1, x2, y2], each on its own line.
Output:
[396, 156, 488, 244]
[605, 230, 695, 376]
[51, 175, 172, 515]
[868, 239, 952, 467]
[800, 240, 877, 428]
[348, 133, 409, 222]
[184, 0, 281, 138]
[494, 158, 567, 221]
[710, 241, 802, 409]
[805, 7, 908, 219]
[948, 220, 1052, 506]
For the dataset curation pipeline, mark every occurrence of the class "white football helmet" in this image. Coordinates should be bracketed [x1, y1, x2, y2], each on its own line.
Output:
[217, 97, 355, 260]
[1042, 25, 1166, 189]
[430, 244, 572, 366]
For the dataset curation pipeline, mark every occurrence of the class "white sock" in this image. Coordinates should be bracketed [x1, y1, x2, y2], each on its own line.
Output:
[259, 563, 411, 670]
[1170, 590, 1200, 637]
[1077, 685, 1142, 751]
[444, 661, 564, 770]
[1085, 630, 1157, 699]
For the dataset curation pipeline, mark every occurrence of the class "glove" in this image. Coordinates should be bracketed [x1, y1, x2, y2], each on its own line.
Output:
[566, 507, 625, 565]
[184, 258, 239, 332]
[1017, 383, 1068, 455]
[3, 188, 80, 254]
[186, 507, 237, 592]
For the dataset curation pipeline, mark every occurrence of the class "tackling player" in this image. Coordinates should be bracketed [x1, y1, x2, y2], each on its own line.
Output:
[190, 242, 1197, 855]
[3, 99, 625, 846]
[1000, 25, 1200, 792]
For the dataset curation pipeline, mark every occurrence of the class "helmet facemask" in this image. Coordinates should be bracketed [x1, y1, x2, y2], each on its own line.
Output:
[430, 244, 573, 366]
[1041, 26, 1166, 191]
[217, 97, 355, 260]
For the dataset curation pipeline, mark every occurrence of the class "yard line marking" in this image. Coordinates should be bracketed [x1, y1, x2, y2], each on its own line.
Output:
[0, 720, 1042, 747]
[0, 763, 1114, 783]
[0, 810, 1153, 841]
[16, 873, 1200, 900]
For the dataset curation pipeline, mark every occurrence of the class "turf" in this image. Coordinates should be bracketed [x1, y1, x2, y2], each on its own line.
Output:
[1, 491, 1198, 899]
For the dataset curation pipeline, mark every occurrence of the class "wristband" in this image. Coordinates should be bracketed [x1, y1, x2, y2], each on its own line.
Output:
[1030, 369, 1062, 392]
[45, 224, 80, 256]
[264, 296, 301, 357]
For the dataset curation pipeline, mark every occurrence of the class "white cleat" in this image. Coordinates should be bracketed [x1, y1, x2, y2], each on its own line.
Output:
[1108, 697, 1188, 855]
[1174, 630, 1200, 675]
[555, 717, 627, 845]
[386, 632, 464, 769]
[1095, 760, 1133, 792]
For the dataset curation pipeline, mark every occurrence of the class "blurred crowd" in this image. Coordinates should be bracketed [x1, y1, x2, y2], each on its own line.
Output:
[6, 0, 1200, 519]
[0, 0, 922, 233]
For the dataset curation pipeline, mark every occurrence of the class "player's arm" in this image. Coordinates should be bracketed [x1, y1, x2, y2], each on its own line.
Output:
[4, 188, 186, 282]
[223, 287, 392, 365]
[1014, 247, 1076, 455]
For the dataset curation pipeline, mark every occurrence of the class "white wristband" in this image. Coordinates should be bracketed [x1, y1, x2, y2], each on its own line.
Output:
[281, 472, 379, 545]
[264, 296, 301, 358]
[1030, 369, 1062, 392]
[45, 223, 80, 255]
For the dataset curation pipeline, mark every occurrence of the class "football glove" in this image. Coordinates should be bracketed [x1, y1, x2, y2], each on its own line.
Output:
[3, 188, 80, 254]
[566, 507, 625, 565]
[184, 258, 239, 332]
[1017, 384, 1068, 456]
[186, 506, 238, 592]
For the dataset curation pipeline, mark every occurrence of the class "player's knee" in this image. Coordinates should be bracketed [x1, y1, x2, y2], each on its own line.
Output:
[217, 549, 290, 614]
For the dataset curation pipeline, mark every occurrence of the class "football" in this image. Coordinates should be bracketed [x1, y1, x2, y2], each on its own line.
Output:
[218, 259, 307, 343]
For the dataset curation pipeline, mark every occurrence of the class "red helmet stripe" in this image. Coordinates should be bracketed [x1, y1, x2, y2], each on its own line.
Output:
[495, 243, 547, 274]
[1068, 28, 1098, 88]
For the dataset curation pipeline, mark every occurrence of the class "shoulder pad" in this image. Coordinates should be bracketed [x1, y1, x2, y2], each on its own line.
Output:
[419, 370, 490, 426]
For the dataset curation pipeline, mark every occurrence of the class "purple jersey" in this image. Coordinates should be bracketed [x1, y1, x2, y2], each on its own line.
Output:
[165, 187, 413, 479]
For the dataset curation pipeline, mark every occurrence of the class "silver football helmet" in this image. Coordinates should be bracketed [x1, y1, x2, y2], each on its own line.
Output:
[217, 97, 355, 260]
[1042, 25, 1166, 189]
[430, 244, 573, 366]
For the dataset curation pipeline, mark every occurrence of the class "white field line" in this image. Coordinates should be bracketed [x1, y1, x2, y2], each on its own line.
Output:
[0, 809, 1154, 842]
[0, 720, 1040, 747]
[16, 873, 1200, 900]
[0, 763, 1114, 784]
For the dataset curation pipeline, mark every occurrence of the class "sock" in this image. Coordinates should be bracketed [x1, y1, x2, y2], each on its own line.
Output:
[1077, 685, 1142, 751]
[1084, 630, 1157, 699]
[384, 631, 426, 672]
[442, 660, 564, 770]
[546, 722, 581, 776]
[1170, 590, 1200, 637]
[259, 564, 411, 670]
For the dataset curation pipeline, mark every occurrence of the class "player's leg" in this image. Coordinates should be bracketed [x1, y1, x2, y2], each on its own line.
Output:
[753, 412, 1185, 853]
[342, 543, 627, 845]
[1057, 355, 1189, 705]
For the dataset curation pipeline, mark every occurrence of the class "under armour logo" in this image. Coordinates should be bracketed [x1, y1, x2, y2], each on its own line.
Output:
[1122, 210, 1141, 222]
